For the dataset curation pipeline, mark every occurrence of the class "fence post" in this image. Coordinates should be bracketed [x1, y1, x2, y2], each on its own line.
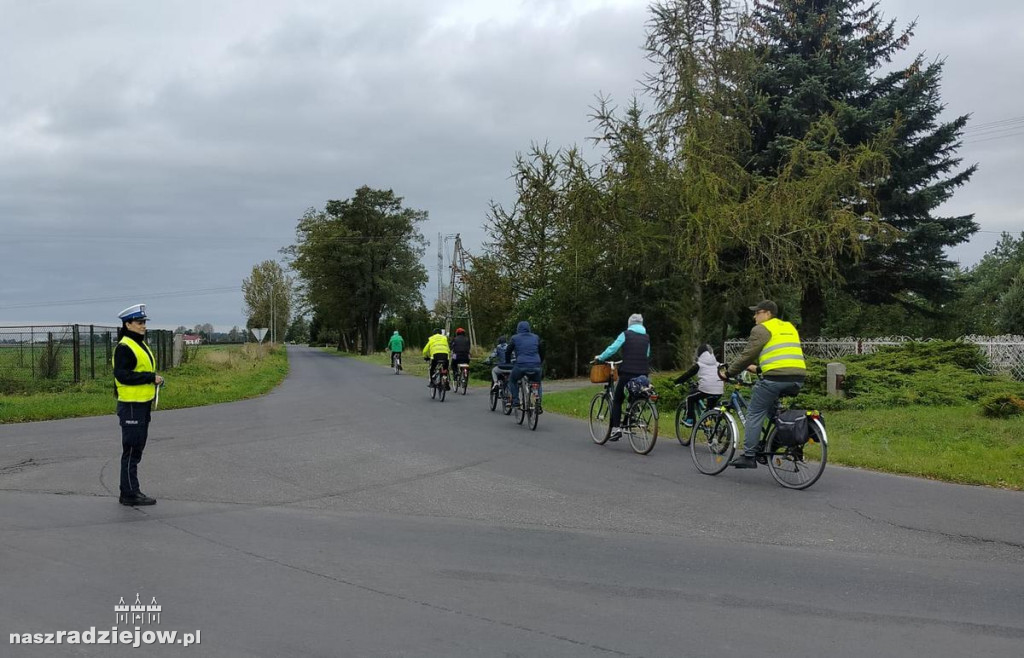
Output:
[31, 328, 35, 377]
[89, 325, 95, 380]
[73, 325, 81, 383]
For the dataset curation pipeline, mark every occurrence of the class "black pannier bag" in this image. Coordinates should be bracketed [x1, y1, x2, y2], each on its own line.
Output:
[774, 410, 809, 447]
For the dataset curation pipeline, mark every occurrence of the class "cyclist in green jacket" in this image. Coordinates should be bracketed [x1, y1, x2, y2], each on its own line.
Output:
[387, 330, 405, 371]
[721, 300, 806, 469]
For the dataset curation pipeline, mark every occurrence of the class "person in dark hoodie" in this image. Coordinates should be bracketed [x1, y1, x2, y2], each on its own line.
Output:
[595, 313, 650, 441]
[113, 304, 163, 506]
[506, 321, 544, 413]
[674, 343, 724, 427]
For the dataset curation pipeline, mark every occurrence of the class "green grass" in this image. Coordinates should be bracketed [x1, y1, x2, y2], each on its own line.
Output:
[0, 344, 289, 423]
[543, 387, 1024, 490]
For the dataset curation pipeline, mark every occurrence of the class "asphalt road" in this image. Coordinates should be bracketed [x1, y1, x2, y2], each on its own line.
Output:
[1, 346, 1022, 657]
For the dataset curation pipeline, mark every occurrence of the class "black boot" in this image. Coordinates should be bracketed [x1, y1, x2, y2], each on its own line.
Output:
[119, 492, 157, 506]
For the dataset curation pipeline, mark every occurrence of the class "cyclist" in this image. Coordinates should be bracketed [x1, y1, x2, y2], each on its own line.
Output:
[486, 335, 514, 391]
[506, 321, 544, 414]
[421, 328, 451, 388]
[721, 300, 806, 468]
[449, 327, 472, 381]
[388, 330, 405, 370]
[674, 343, 723, 427]
[595, 313, 650, 441]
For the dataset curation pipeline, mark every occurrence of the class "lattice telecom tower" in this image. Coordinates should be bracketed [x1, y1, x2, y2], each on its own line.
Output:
[444, 234, 477, 347]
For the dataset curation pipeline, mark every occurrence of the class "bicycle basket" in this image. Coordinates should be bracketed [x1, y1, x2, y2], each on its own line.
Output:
[626, 375, 652, 398]
[775, 410, 810, 447]
[590, 363, 615, 383]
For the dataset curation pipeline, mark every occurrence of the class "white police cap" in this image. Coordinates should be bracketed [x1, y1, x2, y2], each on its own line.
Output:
[118, 304, 148, 322]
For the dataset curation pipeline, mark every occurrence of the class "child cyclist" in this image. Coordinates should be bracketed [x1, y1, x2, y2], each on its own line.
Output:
[674, 343, 723, 427]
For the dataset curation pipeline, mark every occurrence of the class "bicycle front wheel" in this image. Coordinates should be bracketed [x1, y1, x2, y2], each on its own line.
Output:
[690, 409, 736, 475]
[431, 380, 437, 399]
[589, 393, 611, 444]
[626, 399, 658, 455]
[766, 417, 828, 490]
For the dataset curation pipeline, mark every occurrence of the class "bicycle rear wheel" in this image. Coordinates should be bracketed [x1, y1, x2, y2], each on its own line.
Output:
[489, 384, 499, 411]
[528, 388, 539, 431]
[626, 399, 658, 455]
[516, 382, 527, 425]
[766, 417, 828, 490]
[431, 379, 437, 399]
[674, 402, 691, 446]
[690, 409, 736, 475]
[461, 368, 469, 395]
[589, 393, 611, 444]
[501, 384, 513, 415]
[439, 375, 447, 402]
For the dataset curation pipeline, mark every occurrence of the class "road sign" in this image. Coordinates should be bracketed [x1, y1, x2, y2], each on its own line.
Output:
[251, 328, 268, 343]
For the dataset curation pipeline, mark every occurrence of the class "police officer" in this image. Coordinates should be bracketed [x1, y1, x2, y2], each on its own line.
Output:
[113, 304, 163, 505]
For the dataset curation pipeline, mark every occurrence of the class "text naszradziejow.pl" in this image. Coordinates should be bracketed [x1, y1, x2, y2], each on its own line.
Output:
[10, 627, 200, 648]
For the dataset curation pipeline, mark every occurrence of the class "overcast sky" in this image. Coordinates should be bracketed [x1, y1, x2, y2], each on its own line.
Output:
[1, 0, 1021, 330]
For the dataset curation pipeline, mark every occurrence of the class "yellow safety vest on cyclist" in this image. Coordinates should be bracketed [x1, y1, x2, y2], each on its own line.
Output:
[113, 337, 157, 402]
[422, 333, 451, 358]
[758, 318, 806, 373]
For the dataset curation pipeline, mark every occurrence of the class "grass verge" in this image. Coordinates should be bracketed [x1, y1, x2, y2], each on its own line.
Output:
[0, 344, 289, 423]
[543, 387, 1024, 490]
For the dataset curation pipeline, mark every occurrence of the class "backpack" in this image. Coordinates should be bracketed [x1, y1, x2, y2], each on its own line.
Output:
[774, 410, 810, 447]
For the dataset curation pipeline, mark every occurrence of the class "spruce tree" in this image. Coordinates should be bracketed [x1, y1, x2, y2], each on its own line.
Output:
[748, 0, 977, 336]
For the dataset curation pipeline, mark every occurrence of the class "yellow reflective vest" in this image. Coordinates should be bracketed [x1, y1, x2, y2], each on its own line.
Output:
[422, 333, 451, 358]
[758, 318, 806, 373]
[113, 336, 157, 403]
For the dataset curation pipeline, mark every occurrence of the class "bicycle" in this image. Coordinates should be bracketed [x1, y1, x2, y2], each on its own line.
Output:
[689, 376, 828, 489]
[588, 360, 621, 444]
[489, 370, 512, 413]
[588, 362, 658, 455]
[429, 362, 450, 402]
[674, 381, 706, 446]
[391, 352, 402, 375]
[515, 375, 540, 431]
[622, 376, 659, 455]
[453, 361, 470, 395]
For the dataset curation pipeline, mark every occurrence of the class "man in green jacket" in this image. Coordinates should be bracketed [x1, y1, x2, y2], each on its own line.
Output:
[387, 330, 405, 371]
[721, 300, 807, 469]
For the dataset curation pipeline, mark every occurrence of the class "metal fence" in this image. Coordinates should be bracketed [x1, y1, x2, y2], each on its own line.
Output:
[724, 335, 1024, 380]
[0, 325, 174, 385]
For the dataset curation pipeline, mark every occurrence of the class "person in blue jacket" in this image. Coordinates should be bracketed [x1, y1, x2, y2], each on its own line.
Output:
[506, 321, 544, 414]
[595, 313, 650, 440]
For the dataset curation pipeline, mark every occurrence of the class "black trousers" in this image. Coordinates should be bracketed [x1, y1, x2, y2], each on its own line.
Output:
[610, 372, 644, 428]
[118, 402, 151, 496]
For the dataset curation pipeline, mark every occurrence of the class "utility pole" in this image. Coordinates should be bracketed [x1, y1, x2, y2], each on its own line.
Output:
[437, 232, 444, 308]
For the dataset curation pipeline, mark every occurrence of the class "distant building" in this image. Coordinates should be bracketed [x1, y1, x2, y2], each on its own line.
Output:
[182, 334, 202, 346]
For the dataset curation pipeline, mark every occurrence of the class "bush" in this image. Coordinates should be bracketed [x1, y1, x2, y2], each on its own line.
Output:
[791, 341, 1024, 411]
[980, 393, 1024, 418]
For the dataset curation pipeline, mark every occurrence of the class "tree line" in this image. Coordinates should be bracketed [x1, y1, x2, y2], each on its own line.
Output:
[247, 1, 1023, 377]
